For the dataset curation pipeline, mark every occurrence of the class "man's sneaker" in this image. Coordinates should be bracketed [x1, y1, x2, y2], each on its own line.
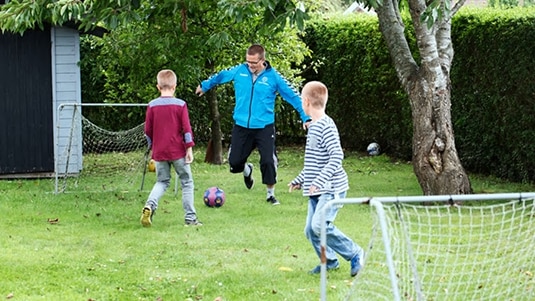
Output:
[266, 196, 280, 205]
[244, 163, 254, 189]
[350, 252, 363, 277]
[185, 219, 203, 226]
[309, 260, 340, 274]
[140, 206, 152, 227]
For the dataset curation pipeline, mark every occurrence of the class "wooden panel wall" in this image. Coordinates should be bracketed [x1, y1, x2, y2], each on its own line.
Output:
[0, 28, 54, 176]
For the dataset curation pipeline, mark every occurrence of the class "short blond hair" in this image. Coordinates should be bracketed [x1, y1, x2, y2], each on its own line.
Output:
[302, 81, 328, 108]
[157, 69, 177, 90]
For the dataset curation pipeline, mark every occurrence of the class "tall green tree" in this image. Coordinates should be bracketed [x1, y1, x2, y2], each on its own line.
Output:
[0, 0, 308, 34]
[0, 0, 310, 165]
[82, 1, 309, 163]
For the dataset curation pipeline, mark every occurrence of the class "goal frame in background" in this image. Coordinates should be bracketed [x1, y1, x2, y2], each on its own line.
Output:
[318, 192, 535, 301]
[54, 103, 148, 194]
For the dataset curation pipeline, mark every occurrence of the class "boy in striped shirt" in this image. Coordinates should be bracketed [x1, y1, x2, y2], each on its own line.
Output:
[289, 81, 364, 277]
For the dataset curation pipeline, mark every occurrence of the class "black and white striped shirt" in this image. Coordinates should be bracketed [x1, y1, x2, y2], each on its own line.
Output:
[291, 115, 349, 196]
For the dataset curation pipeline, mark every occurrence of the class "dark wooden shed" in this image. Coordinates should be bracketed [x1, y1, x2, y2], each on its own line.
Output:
[0, 25, 83, 178]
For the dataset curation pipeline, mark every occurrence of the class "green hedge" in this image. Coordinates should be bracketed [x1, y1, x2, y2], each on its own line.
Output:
[302, 15, 413, 159]
[303, 7, 535, 183]
[451, 8, 535, 183]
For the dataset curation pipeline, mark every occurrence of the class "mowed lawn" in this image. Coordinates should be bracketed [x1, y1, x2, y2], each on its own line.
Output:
[1, 146, 533, 300]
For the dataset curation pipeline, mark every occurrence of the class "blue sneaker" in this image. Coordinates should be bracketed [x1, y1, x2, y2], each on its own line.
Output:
[350, 252, 363, 277]
[309, 260, 340, 274]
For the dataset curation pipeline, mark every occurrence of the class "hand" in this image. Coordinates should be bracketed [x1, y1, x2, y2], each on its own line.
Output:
[303, 120, 311, 130]
[288, 183, 301, 193]
[195, 85, 204, 96]
[308, 185, 319, 195]
[185, 148, 194, 164]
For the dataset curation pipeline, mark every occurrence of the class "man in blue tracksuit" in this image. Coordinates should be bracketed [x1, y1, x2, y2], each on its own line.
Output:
[196, 44, 310, 205]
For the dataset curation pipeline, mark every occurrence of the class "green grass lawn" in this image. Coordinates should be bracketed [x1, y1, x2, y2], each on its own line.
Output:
[1, 147, 534, 300]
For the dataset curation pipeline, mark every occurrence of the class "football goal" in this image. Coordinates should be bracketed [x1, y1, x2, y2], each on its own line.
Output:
[319, 192, 535, 301]
[54, 103, 149, 194]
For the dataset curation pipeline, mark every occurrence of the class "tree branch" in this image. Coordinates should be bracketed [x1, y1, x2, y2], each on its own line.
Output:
[451, 0, 468, 17]
[375, 0, 419, 88]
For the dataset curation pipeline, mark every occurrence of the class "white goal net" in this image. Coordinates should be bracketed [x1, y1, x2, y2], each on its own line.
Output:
[54, 103, 150, 193]
[319, 193, 535, 301]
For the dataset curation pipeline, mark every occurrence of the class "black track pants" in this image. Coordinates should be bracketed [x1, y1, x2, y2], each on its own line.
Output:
[228, 124, 278, 185]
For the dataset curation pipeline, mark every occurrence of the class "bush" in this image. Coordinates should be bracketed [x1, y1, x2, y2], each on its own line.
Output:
[303, 8, 535, 183]
[301, 15, 413, 159]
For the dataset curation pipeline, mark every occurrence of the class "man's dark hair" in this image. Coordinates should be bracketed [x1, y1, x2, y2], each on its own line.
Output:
[247, 44, 265, 59]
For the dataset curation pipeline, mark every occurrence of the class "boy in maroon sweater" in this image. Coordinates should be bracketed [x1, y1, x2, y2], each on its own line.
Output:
[141, 69, 202, 227]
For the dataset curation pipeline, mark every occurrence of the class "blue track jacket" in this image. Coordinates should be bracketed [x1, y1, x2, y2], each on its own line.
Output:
[200, 61, 310, 129]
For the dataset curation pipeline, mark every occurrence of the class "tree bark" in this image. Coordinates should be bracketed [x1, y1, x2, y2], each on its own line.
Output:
[203, 60, 223, 165]
[205, 88, 223, 164]
[375, 0, 472, 195]
[409, 72, 472, 195]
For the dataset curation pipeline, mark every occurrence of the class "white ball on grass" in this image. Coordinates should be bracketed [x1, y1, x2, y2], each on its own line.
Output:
[367, 142, 380, 156]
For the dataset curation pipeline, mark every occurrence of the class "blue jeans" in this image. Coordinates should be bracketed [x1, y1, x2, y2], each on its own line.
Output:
[305, 191, 363, 263]
[145, 158, 197, 222]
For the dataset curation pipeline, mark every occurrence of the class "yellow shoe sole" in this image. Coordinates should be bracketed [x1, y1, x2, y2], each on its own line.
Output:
[140, 207, 152, 227]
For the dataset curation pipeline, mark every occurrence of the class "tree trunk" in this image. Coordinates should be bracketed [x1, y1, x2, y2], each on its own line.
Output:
[203, 60, 223, 165]
[409, 73, 472, 195]
[205, 88, 224, 164]
[374, 0, 472, 195]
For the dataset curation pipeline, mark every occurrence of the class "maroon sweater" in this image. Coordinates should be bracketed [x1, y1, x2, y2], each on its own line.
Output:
[144, 96, 195, 161]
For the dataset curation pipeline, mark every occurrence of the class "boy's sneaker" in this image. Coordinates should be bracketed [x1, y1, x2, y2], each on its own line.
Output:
[266, 196, 280, 205]
[244, 163, 254, 189]
[350, 252, 364, 277]
[309, 260, 340, 274]
[140, 206, 152, 227]
[185, 219, 203, 226]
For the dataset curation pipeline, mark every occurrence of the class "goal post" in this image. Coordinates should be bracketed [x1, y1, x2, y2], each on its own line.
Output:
[319, 192, 535, 301]
[55, 103, 149, 194]
[54, 102, 189, 195]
